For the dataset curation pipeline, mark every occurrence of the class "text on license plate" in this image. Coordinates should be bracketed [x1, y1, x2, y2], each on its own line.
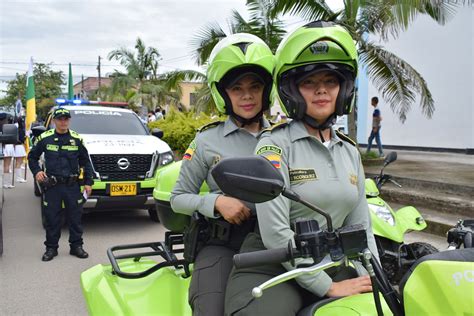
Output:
[110, 183, 137, 196]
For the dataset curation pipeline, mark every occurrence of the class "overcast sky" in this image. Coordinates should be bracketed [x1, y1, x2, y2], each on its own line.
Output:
[0, 0, 345, 97]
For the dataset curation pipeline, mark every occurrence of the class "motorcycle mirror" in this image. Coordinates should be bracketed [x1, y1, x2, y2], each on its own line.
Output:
[383, 151, 397, 166]
[211, 156, 285, 203]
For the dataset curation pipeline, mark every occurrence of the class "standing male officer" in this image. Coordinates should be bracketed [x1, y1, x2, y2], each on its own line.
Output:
[28, 108, 94, 261]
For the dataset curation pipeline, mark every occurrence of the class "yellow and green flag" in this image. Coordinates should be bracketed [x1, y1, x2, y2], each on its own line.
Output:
[25, 57, 36, 131]
[25, 57, 36, 153]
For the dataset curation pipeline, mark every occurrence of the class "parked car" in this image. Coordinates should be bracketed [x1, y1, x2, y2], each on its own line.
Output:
[32, 103, 174, 224]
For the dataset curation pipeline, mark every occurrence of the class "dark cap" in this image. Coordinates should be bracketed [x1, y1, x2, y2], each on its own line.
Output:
[53, 108, 71, 119]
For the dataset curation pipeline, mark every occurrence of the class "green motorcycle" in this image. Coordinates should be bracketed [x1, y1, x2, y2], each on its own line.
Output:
[365, 152, 438, 284]
[81, 156, 473, 316]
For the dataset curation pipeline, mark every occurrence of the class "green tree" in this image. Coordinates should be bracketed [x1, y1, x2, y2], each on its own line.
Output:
[190, 0, 287, 65]
[0, 63, 64, 119]
[270, 0, 458, 139]
[107, 37, 181, 109]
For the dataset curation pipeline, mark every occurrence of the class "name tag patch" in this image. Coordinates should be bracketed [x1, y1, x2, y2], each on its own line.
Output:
[289, 169, 317, 183]
[46, 144, 59, 151]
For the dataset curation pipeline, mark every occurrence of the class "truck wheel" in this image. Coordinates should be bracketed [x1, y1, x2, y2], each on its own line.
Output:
[148, 208, 160, 223]
[34, 180, 41, 197]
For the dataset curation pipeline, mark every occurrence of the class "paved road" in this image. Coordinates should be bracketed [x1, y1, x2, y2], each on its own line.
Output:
[0, 176, 449, 316]
[0, 178, 167, 315]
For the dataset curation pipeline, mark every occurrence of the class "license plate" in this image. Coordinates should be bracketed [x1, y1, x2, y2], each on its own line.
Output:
[110, 183, 137, 196]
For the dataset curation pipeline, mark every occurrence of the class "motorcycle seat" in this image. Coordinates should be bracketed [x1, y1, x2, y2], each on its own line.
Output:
[399, 248, 474, 297]
[296, 297, 339, 316]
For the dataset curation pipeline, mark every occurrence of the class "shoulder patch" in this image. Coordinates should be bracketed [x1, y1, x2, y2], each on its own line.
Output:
[197, 120, 224, 133]
[256, 144, 283, 169]
[262, 122, 288, 133]
[69, 129, 83, 140]
[336, 130, 356, 147]
[37, 129, 55, 141]
[183, 139, 197, 161]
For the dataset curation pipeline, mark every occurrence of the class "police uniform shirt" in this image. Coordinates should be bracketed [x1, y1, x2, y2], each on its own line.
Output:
[28, 129, 94, 185]
[255, 120, 378, 297]
[171, 117, 270, 218]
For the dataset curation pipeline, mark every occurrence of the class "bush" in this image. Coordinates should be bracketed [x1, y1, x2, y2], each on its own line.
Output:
[360, 150, 381, 160]
[149, 108, 221, 157]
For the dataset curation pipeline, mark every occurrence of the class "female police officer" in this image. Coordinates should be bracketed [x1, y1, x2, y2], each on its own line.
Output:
[170, 33, 274, 316]
[224, 22, 379, 315]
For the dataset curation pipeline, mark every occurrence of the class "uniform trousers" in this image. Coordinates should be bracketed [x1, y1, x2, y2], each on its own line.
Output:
[224, 233, 359, 316]
[188, 217, 256, 316]
[43, 183, 84, 249]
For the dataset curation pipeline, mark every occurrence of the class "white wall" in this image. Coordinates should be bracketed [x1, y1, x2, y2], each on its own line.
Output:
[365, 7, 473, 150]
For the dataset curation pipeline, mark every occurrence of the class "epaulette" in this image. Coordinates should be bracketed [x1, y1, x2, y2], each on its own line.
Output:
[37, 129, 55, 142]
[69, 129, 83, 140]
[262, 122, 288, 133]
[197, 120, 224, 133]
[335, 130, 356, 147]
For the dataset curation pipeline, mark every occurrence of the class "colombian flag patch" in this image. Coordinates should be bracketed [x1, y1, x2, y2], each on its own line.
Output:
[256, 144, 283, 169]
[183, 140, 197, 161]
[265, 154, 281, 169]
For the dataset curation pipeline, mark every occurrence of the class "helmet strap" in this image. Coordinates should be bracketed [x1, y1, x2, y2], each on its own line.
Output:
[230, 108, 265, 127]
[303, 113, 337, 141]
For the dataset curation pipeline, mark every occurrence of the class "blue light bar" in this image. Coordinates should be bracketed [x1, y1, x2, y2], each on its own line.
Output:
[55, 99, 90, 105]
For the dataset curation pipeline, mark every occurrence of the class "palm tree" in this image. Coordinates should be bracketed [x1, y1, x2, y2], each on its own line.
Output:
[190, 0, 286, 66]
[107, 37, 181, 109]
[270, 0, 459, 135]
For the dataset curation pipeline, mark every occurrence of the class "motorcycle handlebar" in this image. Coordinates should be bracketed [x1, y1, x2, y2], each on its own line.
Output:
[234, 247, 293, 269]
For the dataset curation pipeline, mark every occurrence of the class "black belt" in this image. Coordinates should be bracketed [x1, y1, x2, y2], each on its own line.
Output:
[49, 175, 78, 185]
[208, 217, 258, 250]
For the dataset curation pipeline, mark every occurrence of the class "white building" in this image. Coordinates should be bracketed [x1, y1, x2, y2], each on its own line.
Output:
[357, 6, 473, 154]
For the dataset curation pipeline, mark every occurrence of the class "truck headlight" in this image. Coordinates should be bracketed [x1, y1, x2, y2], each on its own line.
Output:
[158, 151, 174, 167]
[368, 204, 395, 226]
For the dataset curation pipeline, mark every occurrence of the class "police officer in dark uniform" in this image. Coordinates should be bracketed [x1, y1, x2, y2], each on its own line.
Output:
[28, 108, 94, 261]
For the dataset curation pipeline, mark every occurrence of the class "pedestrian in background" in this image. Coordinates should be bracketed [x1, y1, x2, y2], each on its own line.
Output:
[28, 108, 94, 262]
[147, 110, 156, 122]
[155, 108, 164, 120]
[272, 111, 282, 124]
[366, 96, 384, 157]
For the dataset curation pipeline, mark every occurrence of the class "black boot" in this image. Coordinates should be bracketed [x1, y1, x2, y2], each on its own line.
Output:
[70, 246, 89, 259]
[42, 248, 58, 261]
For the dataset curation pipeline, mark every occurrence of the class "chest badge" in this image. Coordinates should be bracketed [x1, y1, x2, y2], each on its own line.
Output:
[289, 168, 317, 183]
[349, 174, 358, 185]
[70, 139, 76, 146]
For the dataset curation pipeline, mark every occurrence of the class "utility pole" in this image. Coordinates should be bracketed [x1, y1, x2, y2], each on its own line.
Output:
[81, 74, 84, 99]
[97, 56, 102, 100]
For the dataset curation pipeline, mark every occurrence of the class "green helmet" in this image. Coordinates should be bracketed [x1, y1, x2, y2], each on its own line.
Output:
[275, 21, 358, 120]
[207, 33, 274, 115]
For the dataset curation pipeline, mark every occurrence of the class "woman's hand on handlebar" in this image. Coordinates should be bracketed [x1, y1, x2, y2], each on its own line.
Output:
[326, 275, 372, 297]
[215, 195, 251, 225]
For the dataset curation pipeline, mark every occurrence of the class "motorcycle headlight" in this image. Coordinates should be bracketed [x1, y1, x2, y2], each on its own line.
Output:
[369, 204, 395, 226]
[158, 151, 174, 167]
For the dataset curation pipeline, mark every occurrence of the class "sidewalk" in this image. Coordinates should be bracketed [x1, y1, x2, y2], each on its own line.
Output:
[363, 150, 473, 236]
